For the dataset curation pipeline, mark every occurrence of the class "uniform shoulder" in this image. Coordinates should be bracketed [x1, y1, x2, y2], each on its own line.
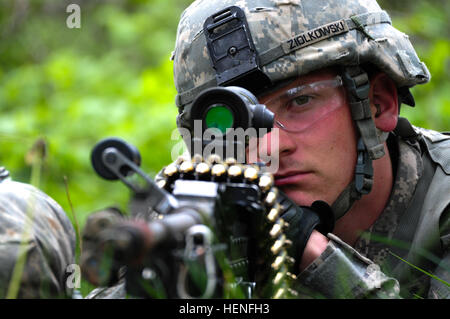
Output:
[413, 126, 450, 174]
[413, 126, 450, 143]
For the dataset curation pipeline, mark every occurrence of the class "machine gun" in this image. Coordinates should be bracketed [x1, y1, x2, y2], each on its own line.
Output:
[85, 138, 298, 299]
[81, 84, 300, 299]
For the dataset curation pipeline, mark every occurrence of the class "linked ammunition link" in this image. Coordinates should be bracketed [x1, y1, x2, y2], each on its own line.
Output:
[157, 154, 299, 298]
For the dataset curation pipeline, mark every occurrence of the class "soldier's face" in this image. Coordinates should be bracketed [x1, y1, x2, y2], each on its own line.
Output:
[254, 68, 358, 206]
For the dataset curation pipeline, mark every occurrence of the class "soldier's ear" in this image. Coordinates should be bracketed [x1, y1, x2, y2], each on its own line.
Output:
[369, 73, 399, 132]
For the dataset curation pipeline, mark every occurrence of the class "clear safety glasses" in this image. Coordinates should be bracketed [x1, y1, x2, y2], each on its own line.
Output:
[262, 76, 344, 133]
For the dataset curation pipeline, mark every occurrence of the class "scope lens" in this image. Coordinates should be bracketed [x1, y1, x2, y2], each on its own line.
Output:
[205, 105, 234, 134]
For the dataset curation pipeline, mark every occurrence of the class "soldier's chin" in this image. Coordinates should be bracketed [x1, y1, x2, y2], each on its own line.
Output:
[280, 188, 318, 207]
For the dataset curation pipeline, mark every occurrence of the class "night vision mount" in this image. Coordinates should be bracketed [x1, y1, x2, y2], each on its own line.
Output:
[204, 6, 271, 93]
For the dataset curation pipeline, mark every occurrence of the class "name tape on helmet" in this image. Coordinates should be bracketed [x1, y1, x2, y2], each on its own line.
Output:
[283, 20, 349, 54]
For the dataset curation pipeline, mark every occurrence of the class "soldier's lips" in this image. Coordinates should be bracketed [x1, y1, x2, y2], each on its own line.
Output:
[274, 171, 313, 186]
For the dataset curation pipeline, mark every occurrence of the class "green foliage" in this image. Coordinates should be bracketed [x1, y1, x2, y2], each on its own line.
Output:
[0, 0, 191, 228]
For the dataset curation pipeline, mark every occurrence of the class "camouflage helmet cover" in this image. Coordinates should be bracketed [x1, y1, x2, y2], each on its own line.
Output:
[173, 0, 430, 129]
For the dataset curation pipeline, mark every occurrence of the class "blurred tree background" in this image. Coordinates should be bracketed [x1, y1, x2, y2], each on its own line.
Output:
[0, 0, 448, 296]
[0, 0, 192, 224]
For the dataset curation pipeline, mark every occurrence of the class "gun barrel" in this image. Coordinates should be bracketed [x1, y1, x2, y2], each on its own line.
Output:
[147, 207, 203, 247]
[102, 207, 204, 266]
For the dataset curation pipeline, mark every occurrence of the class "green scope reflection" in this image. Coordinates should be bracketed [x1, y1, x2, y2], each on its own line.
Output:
[204, 105, 234, 134]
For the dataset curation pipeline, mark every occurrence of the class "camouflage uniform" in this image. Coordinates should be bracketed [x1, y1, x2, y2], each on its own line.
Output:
[0, 167, 76, 298]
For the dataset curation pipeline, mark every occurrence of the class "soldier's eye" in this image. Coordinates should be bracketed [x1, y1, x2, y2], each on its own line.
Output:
[286, 95, 313, 111]
[292, 95, 312, 106]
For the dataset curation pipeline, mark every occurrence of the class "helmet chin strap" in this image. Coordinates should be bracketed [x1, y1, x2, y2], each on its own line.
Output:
[331, 137, 373, 219]
[331, 66, 387, 220]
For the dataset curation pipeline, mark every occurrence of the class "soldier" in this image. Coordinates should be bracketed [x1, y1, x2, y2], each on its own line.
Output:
[0, 166, 76, 298]
[172, 0, 449, 298]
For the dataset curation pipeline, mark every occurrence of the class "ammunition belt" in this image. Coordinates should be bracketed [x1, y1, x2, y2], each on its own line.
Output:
[156, 154, 299, 298]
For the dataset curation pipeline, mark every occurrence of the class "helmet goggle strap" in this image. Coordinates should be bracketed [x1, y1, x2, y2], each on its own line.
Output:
[331, 66, 384, 220]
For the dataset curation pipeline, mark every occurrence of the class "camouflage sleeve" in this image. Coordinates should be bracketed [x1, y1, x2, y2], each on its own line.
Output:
[0, 178, 76, 298]
[428, 205, 450, 299]
[294, 233, 401, 299]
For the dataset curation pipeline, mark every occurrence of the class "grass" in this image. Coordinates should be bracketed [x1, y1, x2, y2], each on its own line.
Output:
[389, 251, 450, 289]
[5, 158, 41, 299]
[64, 175, 82, 263]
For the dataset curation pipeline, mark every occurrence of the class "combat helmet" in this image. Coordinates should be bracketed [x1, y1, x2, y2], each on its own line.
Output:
[171, 0, 430, 218]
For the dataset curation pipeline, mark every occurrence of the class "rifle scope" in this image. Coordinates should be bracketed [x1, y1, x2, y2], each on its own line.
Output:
[190, 86, 274, 137]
